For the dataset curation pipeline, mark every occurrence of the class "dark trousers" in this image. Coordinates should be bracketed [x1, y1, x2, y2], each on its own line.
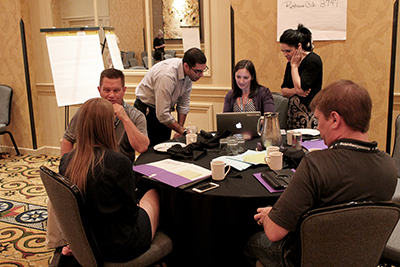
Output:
[134, 98, 172, 147]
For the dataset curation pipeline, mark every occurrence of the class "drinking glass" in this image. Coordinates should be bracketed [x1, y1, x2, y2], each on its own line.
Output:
[234, 134, 246, 153]
[227, 137, 238, 156]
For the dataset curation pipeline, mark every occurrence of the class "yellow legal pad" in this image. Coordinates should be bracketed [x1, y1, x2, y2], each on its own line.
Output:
[243, 153, 266, 164]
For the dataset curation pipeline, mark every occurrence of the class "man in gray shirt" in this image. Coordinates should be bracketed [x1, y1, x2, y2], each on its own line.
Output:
[245, 80, 397, 266]
[134, 47, 207, 146]
[61, 68, 149, 162]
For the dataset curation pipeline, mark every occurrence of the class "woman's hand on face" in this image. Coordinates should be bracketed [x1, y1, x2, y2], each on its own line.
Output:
[290, 48, 302, 68]
[291, 44, 307, 68]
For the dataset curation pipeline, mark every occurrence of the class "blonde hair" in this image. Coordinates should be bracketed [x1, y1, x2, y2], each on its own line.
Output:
[65, 98, 117, 191]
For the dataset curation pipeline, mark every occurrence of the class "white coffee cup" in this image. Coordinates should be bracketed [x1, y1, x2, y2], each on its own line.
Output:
[186, 125, 198, 134]
[211, 160, 231, 181]
[266, 146, 280, 156]
[286, 130, 296, 145]
[264, 151, 283, 170]
[186, 133, 197, 145]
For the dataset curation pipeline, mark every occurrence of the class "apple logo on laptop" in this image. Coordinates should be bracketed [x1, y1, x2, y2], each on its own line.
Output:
[235, 122, 242, 129]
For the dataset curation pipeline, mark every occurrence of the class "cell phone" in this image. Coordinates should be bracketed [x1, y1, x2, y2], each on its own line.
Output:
[192, 182, 220, 193]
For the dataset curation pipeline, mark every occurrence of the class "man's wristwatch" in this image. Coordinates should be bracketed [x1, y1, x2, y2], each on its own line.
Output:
[182, 129, 187, 136]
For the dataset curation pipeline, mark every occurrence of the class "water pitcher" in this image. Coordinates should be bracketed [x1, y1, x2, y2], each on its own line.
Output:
[257, 112, 282, 148]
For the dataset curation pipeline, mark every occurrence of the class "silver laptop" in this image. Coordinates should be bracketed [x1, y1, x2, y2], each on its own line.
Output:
[216, 112, 261, 140]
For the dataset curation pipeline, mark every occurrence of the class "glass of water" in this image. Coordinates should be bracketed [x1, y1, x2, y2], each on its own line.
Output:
[219, 138, 228, 155]
[234, 134, 246, 153]
[227, 137, 238, 156]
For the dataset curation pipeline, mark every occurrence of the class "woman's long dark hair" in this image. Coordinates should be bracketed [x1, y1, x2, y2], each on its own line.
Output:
[232, 59, 261, 99]
[64, 98, 117, 191]
[279, 24, 314, 52]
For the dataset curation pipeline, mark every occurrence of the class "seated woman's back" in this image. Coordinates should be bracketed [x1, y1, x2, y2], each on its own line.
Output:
[57, 97, 156, 262]
[59, 148, 145, 261]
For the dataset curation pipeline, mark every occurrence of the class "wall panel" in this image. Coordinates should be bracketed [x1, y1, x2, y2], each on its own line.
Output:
[231, 0, 395, 149]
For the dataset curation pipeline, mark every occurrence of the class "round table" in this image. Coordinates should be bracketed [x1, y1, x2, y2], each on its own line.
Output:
[135, 135, 283, 267]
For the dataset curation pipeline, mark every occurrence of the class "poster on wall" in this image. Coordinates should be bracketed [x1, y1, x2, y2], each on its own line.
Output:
[277, 0, 347, 41]
[43, 28, 103, 107]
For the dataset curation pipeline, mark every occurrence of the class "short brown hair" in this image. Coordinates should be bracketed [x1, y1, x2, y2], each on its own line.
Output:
[310, 80, 372, 133]
[99, 68, 125, 87]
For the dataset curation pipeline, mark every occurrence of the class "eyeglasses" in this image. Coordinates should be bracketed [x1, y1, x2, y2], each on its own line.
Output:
[190, 65, 209, 74]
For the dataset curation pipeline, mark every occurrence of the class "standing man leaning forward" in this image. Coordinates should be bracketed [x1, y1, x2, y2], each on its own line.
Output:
[61, 68, 149, 162]
[134, 47, 207, 146]
[245, 80, 398, 267]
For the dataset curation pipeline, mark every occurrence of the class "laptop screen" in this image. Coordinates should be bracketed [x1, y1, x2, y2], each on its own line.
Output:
[216, 112, 261, 140]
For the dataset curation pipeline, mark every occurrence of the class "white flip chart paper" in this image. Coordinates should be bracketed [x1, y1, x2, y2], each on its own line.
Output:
[277, 0, 347, 41]
[45, 31, 103, 107]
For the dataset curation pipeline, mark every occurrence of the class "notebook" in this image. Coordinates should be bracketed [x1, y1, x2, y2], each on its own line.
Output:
[216, 111, 261, 140]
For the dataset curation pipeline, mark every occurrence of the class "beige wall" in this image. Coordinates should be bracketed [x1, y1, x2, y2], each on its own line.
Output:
[231, 0, 396, 149]
[109, 0, 145, 62]
[0, 0, 37, 151]
[1, 0, 398, 154]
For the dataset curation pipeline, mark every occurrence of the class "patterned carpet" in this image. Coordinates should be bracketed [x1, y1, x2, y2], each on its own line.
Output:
[0, 153, 60, 267]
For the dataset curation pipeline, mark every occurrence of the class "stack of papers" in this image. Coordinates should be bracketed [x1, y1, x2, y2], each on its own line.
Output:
[133, 159, 211, 187]
[213, 150, 266, 171]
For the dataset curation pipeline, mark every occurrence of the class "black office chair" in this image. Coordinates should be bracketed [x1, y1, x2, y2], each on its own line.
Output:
[0, 84, 20, 155]
[39, 166, 173, 267]
[295, 201, 400, 267]
[380, 114, 400, 265]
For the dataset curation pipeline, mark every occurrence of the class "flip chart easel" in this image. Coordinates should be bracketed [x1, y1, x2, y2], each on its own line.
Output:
[101, 27, 124, 70]
[40, 27, 104, 129]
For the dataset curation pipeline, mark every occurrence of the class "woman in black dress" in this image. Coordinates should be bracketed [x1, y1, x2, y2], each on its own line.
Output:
[280, 24, 323, 129]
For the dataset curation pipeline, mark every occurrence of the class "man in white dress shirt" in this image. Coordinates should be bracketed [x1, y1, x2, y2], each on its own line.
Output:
[134, 47, 207, 146]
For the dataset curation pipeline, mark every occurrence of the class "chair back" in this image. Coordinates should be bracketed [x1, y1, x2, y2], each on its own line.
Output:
[272, 92, 288, 129]
[142, 56, 155, 69]
[393, 114, 400, 177]
[164, 50, 176, 59]
[0, 84, 13, 126]
[122, 51, 135, 68]
[299, 201, 400, 267]
[40, 166, 103, 267]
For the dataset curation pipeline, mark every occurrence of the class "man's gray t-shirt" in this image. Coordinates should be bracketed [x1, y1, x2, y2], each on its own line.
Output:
[63, 101, 147, 162]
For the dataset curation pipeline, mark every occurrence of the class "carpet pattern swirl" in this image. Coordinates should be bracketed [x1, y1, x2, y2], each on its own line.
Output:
[0, 153, 60, 267]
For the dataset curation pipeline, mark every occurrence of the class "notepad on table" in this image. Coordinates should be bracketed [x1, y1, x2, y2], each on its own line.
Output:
[133, 159, 212, 188]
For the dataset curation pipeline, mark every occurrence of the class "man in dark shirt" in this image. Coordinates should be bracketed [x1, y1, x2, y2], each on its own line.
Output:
[245, 79, 397, 266]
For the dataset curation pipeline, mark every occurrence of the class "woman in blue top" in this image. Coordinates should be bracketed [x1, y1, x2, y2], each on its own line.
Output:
[224, 60, 275, 113]
[280, 24, 323, 129]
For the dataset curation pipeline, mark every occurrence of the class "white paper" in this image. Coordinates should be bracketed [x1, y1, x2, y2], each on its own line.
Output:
[213, 150, 268, 171]
[148, 159, 211, 180]
[105, 33, 124, 70]
[45, 33, 103, 107]
[182, 27, 201, 52]
[277, 0, 347, 41]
